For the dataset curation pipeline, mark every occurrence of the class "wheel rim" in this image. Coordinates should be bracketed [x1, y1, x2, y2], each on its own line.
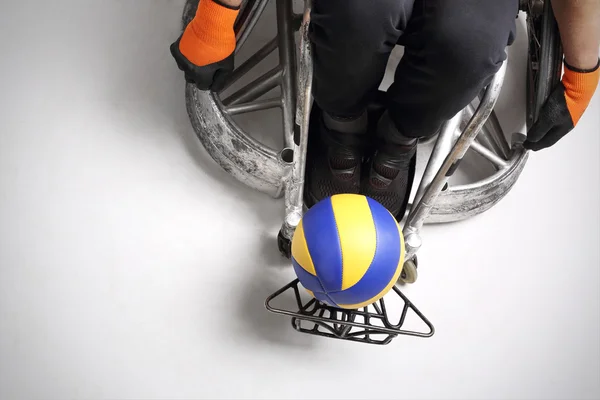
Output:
[180, 0, 543, 224]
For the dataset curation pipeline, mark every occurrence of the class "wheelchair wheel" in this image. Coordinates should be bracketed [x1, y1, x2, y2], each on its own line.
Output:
[524, 0, 563, 129]
[180, 0, 562, 227]
[181, 0, 291, 199]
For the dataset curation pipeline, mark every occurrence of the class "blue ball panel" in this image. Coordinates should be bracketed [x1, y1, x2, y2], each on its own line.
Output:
[293, 258, 339, 307]
[302, 197, 343, 293]
[328, 197, 401, 306]
[313, 291, 338, 308]
[292, 258, 324, 294]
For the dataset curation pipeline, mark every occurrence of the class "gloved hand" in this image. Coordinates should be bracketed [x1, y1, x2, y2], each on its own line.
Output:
[170, 38, 234, 92]
[170, 0, 239, 92]
[524, 59, 599, 151]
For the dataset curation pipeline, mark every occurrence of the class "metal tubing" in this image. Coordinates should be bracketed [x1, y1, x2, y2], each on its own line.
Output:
[276, 0, 298, 150]
[221, 37, 278, 92]
[236, 0, 250, 26]
[412, 111, 463, 208]
[241, 0, 252, 12]
[403, 59, 507, 260]
[234, 0, 270, 53]
[225, 97, 282, 115]
[482, 108, 512, 159]
[470, 141, 510, 169]
[221, 66, 282, 106]
[281, 0, 312, 241]
[187, 88, 286, 198]
[464, 104, 511, 161]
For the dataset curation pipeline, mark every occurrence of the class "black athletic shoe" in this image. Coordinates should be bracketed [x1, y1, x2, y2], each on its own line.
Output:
[304, 107, 367, 208]
[362, 141, 417, 220]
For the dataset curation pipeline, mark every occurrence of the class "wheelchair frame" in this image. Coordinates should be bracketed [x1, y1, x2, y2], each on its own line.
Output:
[180, 0, 562, 343]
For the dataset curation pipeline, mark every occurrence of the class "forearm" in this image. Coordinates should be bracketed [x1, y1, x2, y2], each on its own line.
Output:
[551, 0, 600, 70]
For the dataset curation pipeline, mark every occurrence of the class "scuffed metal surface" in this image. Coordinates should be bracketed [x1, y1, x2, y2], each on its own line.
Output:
[186, 75, 528, 223]
[186, 85, 286, 198]
[426, 149, 529, 223]
[281, 0, 313, 240]
[181, 0, 530, 226]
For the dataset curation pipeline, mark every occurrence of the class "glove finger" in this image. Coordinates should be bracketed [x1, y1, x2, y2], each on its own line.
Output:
[525, 109, 575, 151]
[523, 140, 536, 151]
[526, 106, 555, 144]
[211, 68, 230, 92]
[526, 124, 570, 151]
[524, 138, 547, 151]
[526, 82, 567, 144]
[524, 129, 558, 151]
[525, 118, 550, 145]
[185, 73, 211, 91]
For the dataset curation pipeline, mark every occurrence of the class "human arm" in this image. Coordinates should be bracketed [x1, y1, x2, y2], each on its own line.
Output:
[552, 0, 600, 70]
[170, 0, 243, 91]
[524, 0, 600, 151]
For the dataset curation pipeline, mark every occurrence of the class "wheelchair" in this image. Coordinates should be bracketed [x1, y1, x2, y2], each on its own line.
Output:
[179, 0, 562, 344]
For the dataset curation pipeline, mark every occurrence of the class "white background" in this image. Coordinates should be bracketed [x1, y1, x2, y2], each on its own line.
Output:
[1, 1, 599, 399]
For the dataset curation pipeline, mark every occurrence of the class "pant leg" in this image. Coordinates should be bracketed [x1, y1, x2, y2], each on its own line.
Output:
[384, 0, 519, 142]
[310, 0, 414, 118]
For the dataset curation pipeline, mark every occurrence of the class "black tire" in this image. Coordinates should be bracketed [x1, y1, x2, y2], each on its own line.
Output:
[525, 0, 563, 130]
[182, 0, 199, 29]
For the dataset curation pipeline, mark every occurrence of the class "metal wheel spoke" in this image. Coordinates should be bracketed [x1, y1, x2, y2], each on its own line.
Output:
[479, 109, 511, 159]
[466, 104, 511, 160]
[276, 0, 298, 149]
[234, 0, 270, 53]
[469, 141, 510, 169]
[225, 97, 282, 115]
[412, 111, 463, 207]
[221, 37, 278, 93]
[478, 119, 512, 161]
[221, 66, 282, 106]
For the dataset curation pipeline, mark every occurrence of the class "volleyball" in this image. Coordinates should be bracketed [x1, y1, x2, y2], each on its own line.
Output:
[291, 193, 405, 309]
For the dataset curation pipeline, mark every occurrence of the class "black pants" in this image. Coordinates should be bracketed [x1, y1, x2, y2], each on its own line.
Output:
[310, 0, 519, 142]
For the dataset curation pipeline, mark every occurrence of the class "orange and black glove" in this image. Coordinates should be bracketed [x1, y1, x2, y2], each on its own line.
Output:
[524, 59, 599, 151]
[170, 0, 239, 91]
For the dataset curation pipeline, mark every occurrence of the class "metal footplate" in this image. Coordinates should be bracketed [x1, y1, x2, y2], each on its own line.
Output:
[265, 279, 435, 345]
